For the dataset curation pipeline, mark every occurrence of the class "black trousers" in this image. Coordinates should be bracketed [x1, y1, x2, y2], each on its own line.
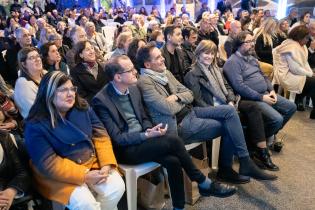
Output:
[115, 135, 206, 209]
[238, 100, 266, 145]
[296, 76, 315, 111]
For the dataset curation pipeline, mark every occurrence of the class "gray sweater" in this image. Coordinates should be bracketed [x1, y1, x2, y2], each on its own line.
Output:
[223, 51, 273, 101]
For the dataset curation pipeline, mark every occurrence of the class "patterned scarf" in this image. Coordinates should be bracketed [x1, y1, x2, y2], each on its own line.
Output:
[198, 62, 228, 103]
[140, 68, 169, 85]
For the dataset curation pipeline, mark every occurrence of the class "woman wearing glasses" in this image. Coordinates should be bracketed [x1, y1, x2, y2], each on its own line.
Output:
[71, 41, 109, 103]
[14, 47, 47, 119]
[24, 71, 125, 210]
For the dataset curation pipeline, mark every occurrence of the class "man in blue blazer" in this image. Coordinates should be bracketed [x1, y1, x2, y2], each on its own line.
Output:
[91, 55, 237, 210]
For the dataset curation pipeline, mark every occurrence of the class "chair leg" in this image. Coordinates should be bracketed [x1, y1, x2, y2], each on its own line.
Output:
[211, 138, 221, 170]
[125, 170, 138, 210]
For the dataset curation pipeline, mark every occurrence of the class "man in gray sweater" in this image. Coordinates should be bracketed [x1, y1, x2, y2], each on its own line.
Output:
[223, 31, 296, 144]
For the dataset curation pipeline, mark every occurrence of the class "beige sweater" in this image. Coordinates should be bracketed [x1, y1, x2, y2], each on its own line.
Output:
[272, 39, 313, 93]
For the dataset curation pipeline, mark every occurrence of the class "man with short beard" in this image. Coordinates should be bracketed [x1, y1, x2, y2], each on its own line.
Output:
[181, 26, 198, 66]
[223, 31, 296, 146]
[161, 25, 190, 84]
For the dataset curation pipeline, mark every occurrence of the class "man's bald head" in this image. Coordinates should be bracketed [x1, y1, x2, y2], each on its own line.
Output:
[230, 20, 242, 37]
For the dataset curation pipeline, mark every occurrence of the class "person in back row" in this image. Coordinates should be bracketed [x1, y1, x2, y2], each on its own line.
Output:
[136, 43, 277, 184]
[91, 55, 237, 210]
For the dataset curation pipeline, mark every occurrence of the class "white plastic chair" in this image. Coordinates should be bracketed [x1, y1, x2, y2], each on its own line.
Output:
[211, 137, 221, 170]
[119, 141, 218, 210]
[118, 162, 161, 210]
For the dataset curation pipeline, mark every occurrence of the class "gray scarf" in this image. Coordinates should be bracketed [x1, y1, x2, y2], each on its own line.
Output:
[140, 68, 169, 85]
[199, 62, 228, 103]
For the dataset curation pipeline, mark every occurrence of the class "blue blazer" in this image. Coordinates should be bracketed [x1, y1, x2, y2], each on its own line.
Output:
[24, 107, 107, 173]
[92, 83, 153, 147]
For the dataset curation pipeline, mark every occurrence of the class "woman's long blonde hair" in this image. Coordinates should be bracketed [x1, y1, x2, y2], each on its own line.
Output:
[254, 17, 278, 47]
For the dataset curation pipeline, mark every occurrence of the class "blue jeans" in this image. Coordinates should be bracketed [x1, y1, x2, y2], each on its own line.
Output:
[178, 105, 249, 167]
[255, 95, 296, 138]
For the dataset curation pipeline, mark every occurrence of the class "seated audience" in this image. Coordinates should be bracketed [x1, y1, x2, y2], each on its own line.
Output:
[111, 32, 133, 58]
[223, 31, 297, 146]
[66, 26, 88, 69]
[137, 43, 277, 183]
[85, 21, 107, 57]
[276, 18, 289, 44]
[0, 91, 20, 133]
[285, 7, 298, 27]
[128, 14, 146, 40]
[0, 131, 30, 210]
[92, 55, 237, 210]
[161, 25, 190, 84]
[14, 47, 46, 118]
[290, 11, 311, 30]
[273, 25, 315, 118]
[184, 40, 279, 171]
[224, 20, 242, 58]
[40, 42, 69, 74]
[24, 71, 125, 210]
[197, 18, 219, 46]
[254, 18, 279, 65]
[181, 26, 198, 66]
[149, 30, 165, 48]
[127, 38, 146, 68]
[5, 27, 32, 86]
[71, 41, 109, 102]
[48, 33, 70, 63]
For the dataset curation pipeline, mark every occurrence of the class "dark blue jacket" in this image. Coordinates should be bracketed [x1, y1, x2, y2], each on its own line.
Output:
[92, 83, 152, 147]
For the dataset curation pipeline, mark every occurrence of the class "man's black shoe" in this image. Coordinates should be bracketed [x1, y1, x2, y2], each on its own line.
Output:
[217, 167, 250, 184]
[253, 148, 280, 171]
[198, 181, 237, 197]
[239, 157, 278, 181]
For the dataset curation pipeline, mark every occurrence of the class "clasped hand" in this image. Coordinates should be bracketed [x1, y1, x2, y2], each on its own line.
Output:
[263, 90, 277, 105]
[84, 165, 112, 185]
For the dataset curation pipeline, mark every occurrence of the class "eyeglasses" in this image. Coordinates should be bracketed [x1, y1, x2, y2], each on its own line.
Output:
[118, 67, 136, 74]
[27, 54, 41, 61]
[243, 39, 255, 44]
[56, 86, 78, 94]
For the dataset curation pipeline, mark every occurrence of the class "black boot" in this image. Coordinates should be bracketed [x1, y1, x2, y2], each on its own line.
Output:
[239, 156, 277, 181]
[253, 148, 279, 171]
[217, 167, 250, 184]
[310, 109, 315, 119]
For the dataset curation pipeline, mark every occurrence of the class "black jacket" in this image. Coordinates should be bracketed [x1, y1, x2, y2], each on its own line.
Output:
[160, 45, 190, 84]
[70, 63, 109, 103]
[255, 34, 280, 65]
[184, 63, 236, 107]
[0, 131, 30, 193]
[181, 41, 195, 67]
[4, 44, 22, 86]
[197, 30, 219, 46]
